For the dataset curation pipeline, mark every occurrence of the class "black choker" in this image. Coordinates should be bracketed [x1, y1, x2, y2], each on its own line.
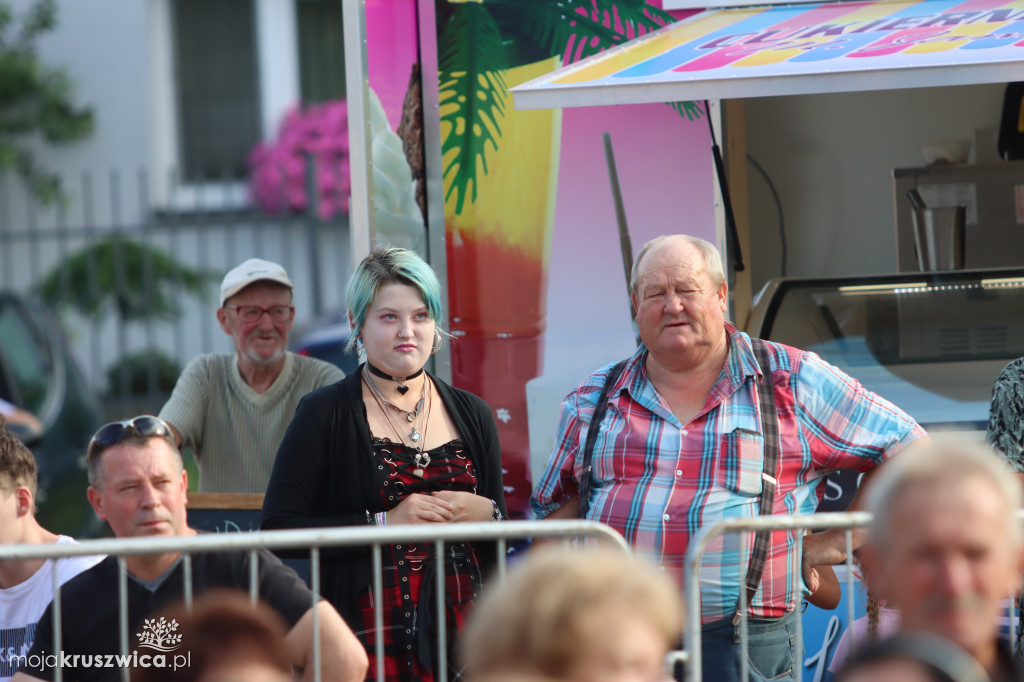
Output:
[365, 362, 424, 395]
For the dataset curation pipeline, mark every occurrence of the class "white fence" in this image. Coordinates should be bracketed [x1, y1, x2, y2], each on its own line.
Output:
[0, 167, 352, 410]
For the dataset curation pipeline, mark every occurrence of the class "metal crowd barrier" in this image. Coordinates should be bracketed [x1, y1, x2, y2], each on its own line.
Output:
[683, 510, 1024, 682]
[0, 520, 629, 682]
[684, 512, 869, 682]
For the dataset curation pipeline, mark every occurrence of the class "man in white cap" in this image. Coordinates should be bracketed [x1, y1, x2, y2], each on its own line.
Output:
[159, 258, 344, 493]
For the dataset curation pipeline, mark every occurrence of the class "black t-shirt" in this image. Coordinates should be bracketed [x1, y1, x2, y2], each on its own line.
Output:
[20, 548, 313, 682]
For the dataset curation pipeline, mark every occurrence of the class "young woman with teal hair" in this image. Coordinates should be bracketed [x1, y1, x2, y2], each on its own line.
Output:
[262, 247, 507, 682]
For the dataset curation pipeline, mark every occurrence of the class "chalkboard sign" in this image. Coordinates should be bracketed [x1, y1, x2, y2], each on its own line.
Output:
[186, 493, 264, 533]
[186, 493, 310, 581]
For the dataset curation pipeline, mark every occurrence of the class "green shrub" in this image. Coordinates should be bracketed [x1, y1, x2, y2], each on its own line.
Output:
[105, 348, 180, 396]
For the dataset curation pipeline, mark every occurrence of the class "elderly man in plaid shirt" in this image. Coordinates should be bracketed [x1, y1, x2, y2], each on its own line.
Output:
[532, 234, 925, 682]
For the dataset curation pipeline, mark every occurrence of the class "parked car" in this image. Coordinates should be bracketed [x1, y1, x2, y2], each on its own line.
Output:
[292, 309, 359, 376]
[0, 291, 101, 536]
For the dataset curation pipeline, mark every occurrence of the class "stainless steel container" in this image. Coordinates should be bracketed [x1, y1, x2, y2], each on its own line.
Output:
[912, 206, 966, 271]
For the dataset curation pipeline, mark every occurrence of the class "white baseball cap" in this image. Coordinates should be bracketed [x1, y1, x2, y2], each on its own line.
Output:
[220, 258, 294, 307]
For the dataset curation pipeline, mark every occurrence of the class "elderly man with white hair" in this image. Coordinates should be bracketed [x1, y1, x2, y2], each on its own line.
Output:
[159, 258, 343, 493]
[861, 441, 1024, 682]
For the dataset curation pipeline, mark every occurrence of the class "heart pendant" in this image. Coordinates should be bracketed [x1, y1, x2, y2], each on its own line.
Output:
[412, 468, 424, 478]
[396, 383, 409, 395]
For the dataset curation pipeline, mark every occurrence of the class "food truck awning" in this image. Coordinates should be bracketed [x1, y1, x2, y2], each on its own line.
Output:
[510, 0, 1024, 108]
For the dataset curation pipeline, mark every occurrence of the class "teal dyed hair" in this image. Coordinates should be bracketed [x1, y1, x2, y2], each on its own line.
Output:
[345, 247, 444, 352]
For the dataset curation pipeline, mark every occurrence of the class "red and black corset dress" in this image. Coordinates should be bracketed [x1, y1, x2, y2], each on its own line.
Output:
[355, 436, 483, 682]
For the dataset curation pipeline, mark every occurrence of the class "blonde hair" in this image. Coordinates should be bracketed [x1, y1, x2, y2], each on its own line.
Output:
[461, 548, 682, 679]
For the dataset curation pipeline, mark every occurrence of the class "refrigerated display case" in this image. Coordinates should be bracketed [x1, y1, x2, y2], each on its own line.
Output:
[747, 267, 1024, 437]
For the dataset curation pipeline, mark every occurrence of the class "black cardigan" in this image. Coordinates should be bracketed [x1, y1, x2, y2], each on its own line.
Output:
[260, 370, 507, 627]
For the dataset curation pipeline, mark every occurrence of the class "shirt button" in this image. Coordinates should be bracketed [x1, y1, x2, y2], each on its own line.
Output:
[682, 429, 689, 435]
[676, 470, 682, 477]
[663, 513, 670, 521]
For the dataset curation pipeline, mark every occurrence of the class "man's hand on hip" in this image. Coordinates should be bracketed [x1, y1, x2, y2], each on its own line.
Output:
[801, 530, 849, 593]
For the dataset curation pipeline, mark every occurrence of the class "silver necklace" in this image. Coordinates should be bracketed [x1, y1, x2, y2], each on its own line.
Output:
[376, 387, 425, 425]
[364, 370, 433, 476]
[365, 370, 424, 441]
[412, 386, 433, 476]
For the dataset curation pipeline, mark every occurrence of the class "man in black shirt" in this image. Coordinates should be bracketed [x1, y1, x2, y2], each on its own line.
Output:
[12, 416, 367, 682]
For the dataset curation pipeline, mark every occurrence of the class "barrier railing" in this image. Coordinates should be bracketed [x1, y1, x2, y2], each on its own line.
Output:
[0, 520, 629, 682]
[684, 512, 869, 682]
[20, 510, 1017, 682]
[683, 510, 1024, 682]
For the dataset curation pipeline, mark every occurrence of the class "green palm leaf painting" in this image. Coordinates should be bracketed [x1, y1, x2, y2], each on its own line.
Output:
[519, 0, 672, 61]
[439, 3, 508, 215]
[439, 0, 702, 216]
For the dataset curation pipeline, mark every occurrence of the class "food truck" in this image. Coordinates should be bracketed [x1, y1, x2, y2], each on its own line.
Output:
[346, 2, 1024, 678]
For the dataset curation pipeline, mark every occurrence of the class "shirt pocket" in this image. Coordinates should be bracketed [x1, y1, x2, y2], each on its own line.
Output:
[716, 428, 765, 497]
[583, 403, 634, 485]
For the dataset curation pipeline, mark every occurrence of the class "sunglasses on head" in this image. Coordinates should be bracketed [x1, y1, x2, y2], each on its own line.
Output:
[87, 416, 173, 460]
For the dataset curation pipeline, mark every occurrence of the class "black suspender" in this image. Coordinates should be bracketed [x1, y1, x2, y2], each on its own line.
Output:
[735, 338, 781, 624]
[578, 359, 628, 519]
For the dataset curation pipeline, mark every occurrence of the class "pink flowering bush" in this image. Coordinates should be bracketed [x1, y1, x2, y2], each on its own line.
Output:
[247, 100, 351, 220]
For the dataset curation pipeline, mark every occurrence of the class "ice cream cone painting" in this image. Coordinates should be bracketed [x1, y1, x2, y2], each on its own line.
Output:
[442, 56, 562, 518]
[443, 56, 562, 341]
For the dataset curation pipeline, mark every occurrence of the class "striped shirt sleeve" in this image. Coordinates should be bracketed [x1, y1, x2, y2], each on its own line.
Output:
[794, 349, 925, 471]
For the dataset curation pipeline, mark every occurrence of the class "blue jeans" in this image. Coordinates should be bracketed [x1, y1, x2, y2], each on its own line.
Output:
[700, 610, 797, 682]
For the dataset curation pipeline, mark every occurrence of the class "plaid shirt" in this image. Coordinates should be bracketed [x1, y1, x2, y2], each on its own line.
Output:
[531, 325, 924, 623]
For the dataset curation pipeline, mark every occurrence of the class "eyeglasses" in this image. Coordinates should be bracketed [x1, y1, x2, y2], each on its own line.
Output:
[224, 304, 294, 323]
[87, 416, 173, 461]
